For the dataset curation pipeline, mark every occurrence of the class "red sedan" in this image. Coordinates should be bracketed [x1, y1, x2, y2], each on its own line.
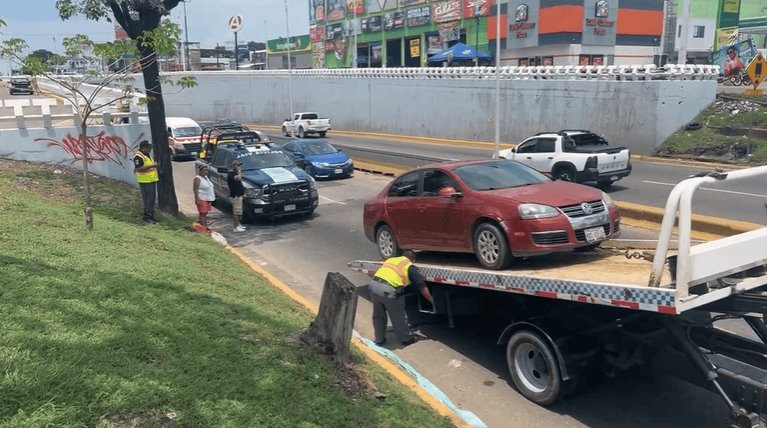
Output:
[363, 159, 621, 270]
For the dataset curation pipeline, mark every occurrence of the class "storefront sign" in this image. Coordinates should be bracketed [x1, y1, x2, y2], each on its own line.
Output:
[347, 0, 364, 15]
[310, 0, 326, 23]
[506, 0, 539, 48]
[723, 0, 740, 14]
[326, 23, 343, 40]
[581, 0, 617, 46]
[400, 0, 425, 7]
[406, 6, 431, 27]
[268, 35, 312, 53]
[437, 21, 461, 41]
[463, 0, 492, 18]
[362, 15, 382, 33]
[310, 25, 325, 42]
[312, 43, 325, 68]
[432, 0, 462, 24]
[410, 38, 421, 57]
[384, 11, 405, 30]
[327, 0, 346, 20]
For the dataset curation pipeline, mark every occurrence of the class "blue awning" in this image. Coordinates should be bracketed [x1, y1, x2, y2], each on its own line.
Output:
[428, 43, 492, 62]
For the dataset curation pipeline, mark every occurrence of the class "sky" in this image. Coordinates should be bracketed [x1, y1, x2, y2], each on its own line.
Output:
[0, 0, 311, 53]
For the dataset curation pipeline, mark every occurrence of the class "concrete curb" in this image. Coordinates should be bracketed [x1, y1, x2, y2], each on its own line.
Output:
[226, 245, 472, 428]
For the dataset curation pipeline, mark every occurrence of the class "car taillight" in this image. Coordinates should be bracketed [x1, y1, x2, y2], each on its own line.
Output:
[585, 156, 598, 169]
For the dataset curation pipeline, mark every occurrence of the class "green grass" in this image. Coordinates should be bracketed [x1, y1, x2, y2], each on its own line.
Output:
[658, 98, 767, 163]
[0, 160, 453, 428]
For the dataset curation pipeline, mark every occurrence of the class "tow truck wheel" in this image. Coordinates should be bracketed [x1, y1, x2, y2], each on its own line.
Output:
[507, 330, 563, 406]
[474, 223, 512, 270]
[376, 224, 402, 259]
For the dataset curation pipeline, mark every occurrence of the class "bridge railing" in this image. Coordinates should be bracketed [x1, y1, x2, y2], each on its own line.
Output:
[166, 64, 719, 81]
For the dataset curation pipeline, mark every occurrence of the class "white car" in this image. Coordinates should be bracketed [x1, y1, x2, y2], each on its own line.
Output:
[282, 112, 331, 138]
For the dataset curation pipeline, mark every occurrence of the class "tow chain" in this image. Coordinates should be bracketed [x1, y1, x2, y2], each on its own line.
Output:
[601, 246, 656, 262]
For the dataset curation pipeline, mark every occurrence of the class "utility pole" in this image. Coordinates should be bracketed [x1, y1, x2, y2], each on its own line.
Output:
[377, 0, 388, 68]
[284, 0, 296, 137]
[493, 0, 501, 158]
[475, 0, 480, 66]
[183, 0, 191, 71]
[352, 1, 358, 68]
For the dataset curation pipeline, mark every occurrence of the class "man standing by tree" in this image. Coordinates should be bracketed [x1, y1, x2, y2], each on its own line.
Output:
[134, 140, 159, 223]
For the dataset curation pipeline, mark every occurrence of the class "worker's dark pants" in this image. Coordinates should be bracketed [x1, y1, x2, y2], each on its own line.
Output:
[369, 280, 410, 343]
[139, 182, 157, 221]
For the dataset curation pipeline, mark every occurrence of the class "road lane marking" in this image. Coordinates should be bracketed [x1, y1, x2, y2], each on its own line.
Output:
[319, 195, 347, 205]
[642, 180, 767, 198]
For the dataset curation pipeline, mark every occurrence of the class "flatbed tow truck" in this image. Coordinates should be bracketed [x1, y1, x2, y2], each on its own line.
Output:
[351, 165, 767, 428]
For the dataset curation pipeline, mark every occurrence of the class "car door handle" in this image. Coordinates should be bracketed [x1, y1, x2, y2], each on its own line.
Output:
[547, 157, 553, 159]
[526, 156, 533, 159]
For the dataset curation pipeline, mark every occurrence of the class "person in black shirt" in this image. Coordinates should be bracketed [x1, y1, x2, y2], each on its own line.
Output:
[227, 160, 246, 232]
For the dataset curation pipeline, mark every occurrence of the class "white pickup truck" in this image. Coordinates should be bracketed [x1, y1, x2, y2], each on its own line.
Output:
[281, 112, 331, 138]
[499, 130, 632, 186]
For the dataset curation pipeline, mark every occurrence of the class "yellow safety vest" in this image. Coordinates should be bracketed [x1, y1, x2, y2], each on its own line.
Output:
[374, 256, 413, 288]
[134, 151, 159, 183]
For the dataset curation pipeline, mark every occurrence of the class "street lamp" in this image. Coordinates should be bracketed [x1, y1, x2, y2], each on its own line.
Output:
[284, 0, 296, 137]
[492, 0, 501, 158]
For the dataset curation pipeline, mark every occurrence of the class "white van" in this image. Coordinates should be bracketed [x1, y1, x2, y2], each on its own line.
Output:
[166, 117, 203, 160]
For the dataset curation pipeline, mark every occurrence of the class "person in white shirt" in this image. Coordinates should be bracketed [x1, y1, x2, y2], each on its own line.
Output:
[193, 165, 216, 230]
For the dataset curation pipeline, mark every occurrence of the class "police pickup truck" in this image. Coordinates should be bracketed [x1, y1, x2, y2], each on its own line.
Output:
[195, 132, 319, 222]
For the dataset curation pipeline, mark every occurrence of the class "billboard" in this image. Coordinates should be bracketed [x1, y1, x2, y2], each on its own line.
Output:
[712, 39, 756, 78]
[406, 6, 431, 27]
[432, 0, 462, 23]
[309, 0, 326, 23]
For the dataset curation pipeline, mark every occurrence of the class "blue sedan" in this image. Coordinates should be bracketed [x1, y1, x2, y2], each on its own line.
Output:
[281, 139, 354, 179]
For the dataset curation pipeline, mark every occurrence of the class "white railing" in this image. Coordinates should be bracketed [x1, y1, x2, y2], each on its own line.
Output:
[154, 64, 720, 81]
[0, 97, 148, 129]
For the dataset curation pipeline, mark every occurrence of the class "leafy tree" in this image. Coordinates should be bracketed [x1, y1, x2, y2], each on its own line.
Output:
[23, 49, 57, 74]
[1, 22, 195, 230]
[55, 0, 192, 215]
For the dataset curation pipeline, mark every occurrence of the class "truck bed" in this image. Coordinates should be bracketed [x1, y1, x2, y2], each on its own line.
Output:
[350, 248, 681, 314]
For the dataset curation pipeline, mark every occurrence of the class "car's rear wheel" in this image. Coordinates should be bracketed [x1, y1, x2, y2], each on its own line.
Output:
[507, 330, 563, 406]
[376, 224, 402, 259]
[553, 165, 576, 182]
[474, 223, 512, 270]
[596, 178, 613, 188]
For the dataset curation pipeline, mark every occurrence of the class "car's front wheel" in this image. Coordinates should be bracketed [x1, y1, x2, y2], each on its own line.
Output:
[474, 223, 512, 270]
[282, 126, 289, 137]
[376, 224, 402, 259]
[298, 127, 305, 138]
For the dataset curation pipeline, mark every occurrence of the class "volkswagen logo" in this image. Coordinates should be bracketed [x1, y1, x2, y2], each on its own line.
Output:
[581, 202, 593, 214]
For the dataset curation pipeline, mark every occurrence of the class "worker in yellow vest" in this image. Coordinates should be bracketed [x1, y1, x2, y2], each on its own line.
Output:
[133, 140, 159, 223]
[370, 250, 433, 347]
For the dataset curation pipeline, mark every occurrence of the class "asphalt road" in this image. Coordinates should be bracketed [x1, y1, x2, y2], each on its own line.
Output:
[283, 132, 767, 226]
[172, 157, 732, 428]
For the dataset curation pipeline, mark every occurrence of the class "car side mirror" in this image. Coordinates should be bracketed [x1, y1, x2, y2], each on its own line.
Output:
[510, 147, 516, 153]
[437, 186, 462, 198]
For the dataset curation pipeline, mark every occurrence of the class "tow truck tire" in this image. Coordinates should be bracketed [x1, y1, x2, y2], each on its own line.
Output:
[553, 165, 576, 182]
[474, 223, 512, 270]
[376, 224, 402, 259]
[507, 330, 563, 406]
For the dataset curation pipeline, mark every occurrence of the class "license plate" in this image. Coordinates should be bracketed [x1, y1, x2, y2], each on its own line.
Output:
[284, 204, 296, 212]
[584, 227, 607, 243]
[334, 168, 343, 174]
[191, 152, 197, 157]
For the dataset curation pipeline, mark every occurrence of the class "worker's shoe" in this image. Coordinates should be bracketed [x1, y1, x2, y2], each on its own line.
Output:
[374, 339, 386, 346]
[401, 336, 419, 347]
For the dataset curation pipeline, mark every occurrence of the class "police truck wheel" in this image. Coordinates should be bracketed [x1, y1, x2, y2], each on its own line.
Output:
[318, 131, 326, 137]
[507, 330, 563, 406]
[473, 223, 512, 270]
[376, 224, 402, 259]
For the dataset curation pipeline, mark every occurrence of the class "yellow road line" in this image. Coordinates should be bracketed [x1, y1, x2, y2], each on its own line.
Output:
[226, 245, 470, 428]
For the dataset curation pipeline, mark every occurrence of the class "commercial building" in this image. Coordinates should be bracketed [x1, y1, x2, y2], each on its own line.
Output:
[309, 0, 669, 68]
[266, 35, 314, 69]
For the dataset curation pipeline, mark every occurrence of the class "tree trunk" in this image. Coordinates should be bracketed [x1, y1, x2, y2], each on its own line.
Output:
[139, 44, 178, 215]
[80, 121, 93, 231]
[303, 272, 359, 363]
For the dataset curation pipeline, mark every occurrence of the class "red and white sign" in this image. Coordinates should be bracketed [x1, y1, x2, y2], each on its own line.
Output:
[228, 15, 244, 32]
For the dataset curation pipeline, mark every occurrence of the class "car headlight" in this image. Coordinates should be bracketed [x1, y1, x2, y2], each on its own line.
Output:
[243, 182, 262, 198]
[307, 175, 316, 190]
[518, 203, 560, 219]
[343, 158, 353, 166]
[601, 191, 615, 208]
[315, 162, 331, 168]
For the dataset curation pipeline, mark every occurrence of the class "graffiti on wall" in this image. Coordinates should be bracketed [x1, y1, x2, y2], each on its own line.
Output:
[36, 131, 144, 165]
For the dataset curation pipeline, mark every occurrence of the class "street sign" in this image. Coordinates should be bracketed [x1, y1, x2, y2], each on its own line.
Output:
[228, 14, 243, 32]
[746, 51, 767, 88]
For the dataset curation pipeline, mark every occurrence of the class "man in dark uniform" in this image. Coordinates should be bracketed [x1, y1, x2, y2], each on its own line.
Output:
[369, 250, 433, 347]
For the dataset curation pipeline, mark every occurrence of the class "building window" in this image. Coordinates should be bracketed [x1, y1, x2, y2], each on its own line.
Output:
[693, 25, 705, 38]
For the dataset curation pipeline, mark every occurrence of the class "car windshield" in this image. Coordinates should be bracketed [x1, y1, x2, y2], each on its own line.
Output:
[453, 161, 550, 190]
[239, 152, 295, 170]
[174, 126, 202, 138]
[302, 141, 337, 155]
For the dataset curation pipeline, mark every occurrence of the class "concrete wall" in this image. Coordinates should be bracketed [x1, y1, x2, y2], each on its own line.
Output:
[153, 66, 717, 154]
[0, 122, 151, 187]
